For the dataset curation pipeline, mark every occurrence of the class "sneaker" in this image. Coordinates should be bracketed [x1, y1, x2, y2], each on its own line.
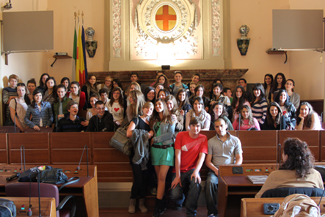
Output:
[151, 187, 157, 195]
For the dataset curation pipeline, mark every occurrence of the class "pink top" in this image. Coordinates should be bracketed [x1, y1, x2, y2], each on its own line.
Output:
[233, 100, 251, 121]
[232, 118, 261, 130]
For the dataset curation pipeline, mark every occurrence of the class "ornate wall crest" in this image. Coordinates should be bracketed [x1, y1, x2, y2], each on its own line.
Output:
[131, 0, 202, 60]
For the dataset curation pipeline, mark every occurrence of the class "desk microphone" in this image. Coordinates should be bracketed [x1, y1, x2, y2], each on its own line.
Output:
[238, 113, 241, 131]
[20, 145, 26, 172]
[77, 145, 89, 177]
[6, 173, 19, 181]
[276, 143, 281, 170]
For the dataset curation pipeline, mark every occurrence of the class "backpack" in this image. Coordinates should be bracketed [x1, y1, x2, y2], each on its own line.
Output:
[273, 194, 320, 217]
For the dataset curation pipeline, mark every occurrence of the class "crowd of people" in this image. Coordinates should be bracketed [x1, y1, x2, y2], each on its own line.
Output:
[2, 71, 324, 217]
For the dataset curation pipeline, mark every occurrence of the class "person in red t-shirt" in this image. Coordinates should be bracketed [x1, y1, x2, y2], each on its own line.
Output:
[170, 117, 208, 217]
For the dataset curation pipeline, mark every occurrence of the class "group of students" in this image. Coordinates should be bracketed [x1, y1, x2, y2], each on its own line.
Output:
[1, 71, 323, 217]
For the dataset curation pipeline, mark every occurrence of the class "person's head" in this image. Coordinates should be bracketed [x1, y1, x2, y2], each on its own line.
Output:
[89, 94, 99, 108]
[298, 102, 313, 118]
[235, 86, 245, 99]
[154, 98, 168, 117]
[223, 87, 232, 98]
[195, 85, 204, 97]
[267, 102, 282, 125]
[193, 96, 203, 113]
[214, 79, 223, 85]
[61, 77, 70, 90]
[281, 138, 314, 178]
[165, 95, 178, 112]
[264, 74, 273, 87]
[189, 82, 197, 94]
[33, 89, 43, 104]
[238, 78, 247, 88]
[213, 83, 223, 97]
[189, 117, 201, 135]
[156, 74, 168, 85]
[252, 83, 265, 101]
[144, 86, 155, 102]
[104, 76, 113, 88]
[87, 75, 97, 86]
[110, 87, 123, 106]
[70, 81, 81, 96]
[176, 88, 189, 105]
[192, 74, 200, 84]
[27, 78, 37, 94]
[156, 71, 164, 78]
[67, 101, 79, 116]
[45, 77, 56, 90]
[174, 71, 183, 83]
[99, 88, 109, 101]
[142, 102, 154, 117]
[231, 86, 247, 111]
[95, 101, 105, 117]
[275, 89, 289, 105]
[129, 82, 141, 92]
[130, 72, 139, 82]
[274, 73, 286, 89]
[155, 83, 164, 95]
[17, 83, 27, 98]
[112, 79, 123, 89]
[214, 117, 228, 136]
[8, 74, 19, 88]
[157, 89, 170, 100]
[39, 73, 49, 87]
[240, 105, 252, 120]
[128, 90, 146, 118]
[56, 84, 67, 99]
[285, 79, 295, 92]
[212, 102, 228, 119]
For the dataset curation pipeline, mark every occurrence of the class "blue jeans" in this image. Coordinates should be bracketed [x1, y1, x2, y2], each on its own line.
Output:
[170, 169, 201, 217]
[205, 171, 218, 215]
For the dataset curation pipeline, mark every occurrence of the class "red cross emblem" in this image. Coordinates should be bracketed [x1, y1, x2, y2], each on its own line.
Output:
[155, 5, 177, 31]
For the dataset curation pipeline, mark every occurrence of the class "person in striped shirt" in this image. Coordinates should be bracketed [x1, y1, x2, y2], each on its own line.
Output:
[251, 83, 268, 127]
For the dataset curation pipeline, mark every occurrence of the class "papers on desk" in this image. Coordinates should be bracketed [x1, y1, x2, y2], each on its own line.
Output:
[247, 175, 268, 184]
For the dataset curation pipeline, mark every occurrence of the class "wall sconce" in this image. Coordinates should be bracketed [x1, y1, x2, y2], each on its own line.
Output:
[85, 27, 97, 58]
[237, 25, 250, 56]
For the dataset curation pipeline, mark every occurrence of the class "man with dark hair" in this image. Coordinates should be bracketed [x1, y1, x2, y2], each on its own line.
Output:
[222, 87, 233, 104]
[205, 118, 243, 217]
[57, 101, 87, 132]
[187, 74, 200, 88]
[86, 101, 114, 132]
[129, 72, 147, 93]
[99, 88, 109, 110]
[170, 117, 208, 217]
[238, 78, 253, 102]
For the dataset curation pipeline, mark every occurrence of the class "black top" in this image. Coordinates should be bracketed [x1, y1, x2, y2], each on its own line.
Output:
[86, 111, 114, 132]
[57, 115, 86, 132]
[132, 117, 150, 132]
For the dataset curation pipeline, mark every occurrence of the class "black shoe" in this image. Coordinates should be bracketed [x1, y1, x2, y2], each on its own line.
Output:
[153, 199, 165, 217]
[174, 204, 182, 210]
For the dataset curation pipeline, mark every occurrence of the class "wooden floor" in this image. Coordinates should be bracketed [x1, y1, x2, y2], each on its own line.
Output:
[99, 207, 209, 217]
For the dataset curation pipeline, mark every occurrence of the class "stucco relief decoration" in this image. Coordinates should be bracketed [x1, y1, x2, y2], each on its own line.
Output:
[112, 0, 121, 58]
[212, 0, 221, 56]
[131, 0, 202, 60]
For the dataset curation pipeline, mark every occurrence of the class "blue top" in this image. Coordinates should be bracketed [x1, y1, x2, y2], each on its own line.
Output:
[24, 101, 53, 128]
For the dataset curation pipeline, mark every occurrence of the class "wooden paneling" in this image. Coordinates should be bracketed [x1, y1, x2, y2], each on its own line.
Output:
[50, 132, 91, 165]
[320, 131, 325, 162]
[92, 132, 113, 148]
[93, 149, 129, 163]
[0, 134, 7, 164]
[278, 130, 320, 161]
[238, 131, 278, 163]
[8, 133, 49, 164]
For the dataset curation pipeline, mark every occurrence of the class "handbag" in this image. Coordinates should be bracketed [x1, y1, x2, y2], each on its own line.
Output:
[110, 117, 139, 156]
[18, 166, 53, 182]
[0, 199, 16, 217]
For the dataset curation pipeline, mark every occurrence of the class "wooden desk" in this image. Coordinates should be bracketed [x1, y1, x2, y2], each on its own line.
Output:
[241, 197, 325, 217]
[0, 165, 98, 217]
[1, 197, 56, 217]
[218, 164, 277, 217]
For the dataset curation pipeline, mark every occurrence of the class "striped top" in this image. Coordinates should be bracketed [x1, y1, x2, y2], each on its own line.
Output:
[251, 98, 268, 125]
